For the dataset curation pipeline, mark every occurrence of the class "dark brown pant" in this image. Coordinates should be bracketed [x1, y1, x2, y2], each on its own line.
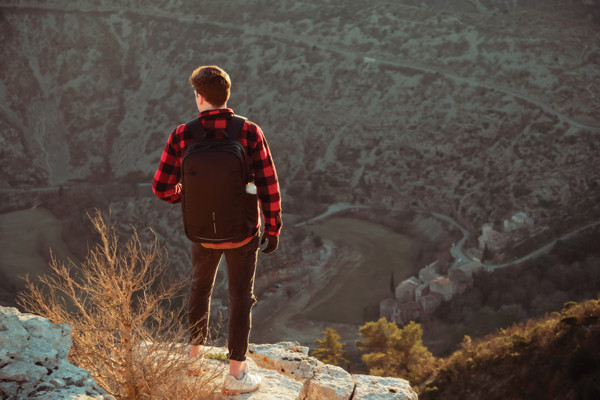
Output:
[188, 234, 259, 361]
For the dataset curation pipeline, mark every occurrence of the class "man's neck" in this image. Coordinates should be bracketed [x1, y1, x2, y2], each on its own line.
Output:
[197, 104, 227, 113]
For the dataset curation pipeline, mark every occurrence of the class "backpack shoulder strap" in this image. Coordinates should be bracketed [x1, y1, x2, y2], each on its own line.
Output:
[186, 118, 209, 141]
[186, 115, 247, 141]
[226, 115, 247, 140]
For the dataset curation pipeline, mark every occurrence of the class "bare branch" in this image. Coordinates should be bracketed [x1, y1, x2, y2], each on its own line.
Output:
[17, 211, 221, 399]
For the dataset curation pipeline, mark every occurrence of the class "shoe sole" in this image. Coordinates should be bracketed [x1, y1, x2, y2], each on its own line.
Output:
[221, 384, 260, 396]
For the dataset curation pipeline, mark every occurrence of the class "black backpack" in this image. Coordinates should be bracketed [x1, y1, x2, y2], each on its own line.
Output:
[180, 115, 258, 243]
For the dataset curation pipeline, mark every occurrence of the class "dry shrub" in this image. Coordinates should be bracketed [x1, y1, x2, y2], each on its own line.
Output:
[18, 210, 225, 399]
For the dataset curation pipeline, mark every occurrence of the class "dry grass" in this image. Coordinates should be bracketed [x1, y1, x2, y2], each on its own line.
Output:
[17, 210, 224, 399]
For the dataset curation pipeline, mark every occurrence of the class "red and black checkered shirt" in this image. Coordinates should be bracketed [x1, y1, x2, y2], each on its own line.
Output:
[152, 108, 282, 237]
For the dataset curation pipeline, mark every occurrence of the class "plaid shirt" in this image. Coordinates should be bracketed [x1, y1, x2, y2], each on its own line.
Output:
[152, 108, 282, 237]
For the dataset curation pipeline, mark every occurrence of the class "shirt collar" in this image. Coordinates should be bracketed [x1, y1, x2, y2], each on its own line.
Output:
[198, 108, 234, 119]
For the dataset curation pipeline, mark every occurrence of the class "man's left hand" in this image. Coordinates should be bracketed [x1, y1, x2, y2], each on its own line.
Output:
[260, 234, 279, 254]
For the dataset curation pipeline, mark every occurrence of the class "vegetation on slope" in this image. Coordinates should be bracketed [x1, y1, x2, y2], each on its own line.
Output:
[313, 297, 599, 399]
[311, 327, 348, 367]
[357, 319, 435, 385]
[422, 298, 600, 400]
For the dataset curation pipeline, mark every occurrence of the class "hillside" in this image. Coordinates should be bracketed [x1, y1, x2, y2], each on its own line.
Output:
[420, 298, 600, 400]
[2, 0, 599, 225]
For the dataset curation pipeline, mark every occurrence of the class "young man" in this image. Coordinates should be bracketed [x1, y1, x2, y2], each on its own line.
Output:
[152, 65, 282, 395]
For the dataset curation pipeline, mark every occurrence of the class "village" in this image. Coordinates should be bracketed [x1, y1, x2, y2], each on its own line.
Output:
[380, 211, 535, 325]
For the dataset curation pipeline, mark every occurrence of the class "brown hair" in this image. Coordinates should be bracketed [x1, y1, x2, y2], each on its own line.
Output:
[188, 65, 231, 106]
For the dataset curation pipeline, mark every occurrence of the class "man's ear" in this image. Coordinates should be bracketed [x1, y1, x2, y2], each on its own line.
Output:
[195, 91, 206, 111]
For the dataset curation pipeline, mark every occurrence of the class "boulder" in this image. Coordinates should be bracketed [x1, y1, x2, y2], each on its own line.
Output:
[0, 306, 114, 400]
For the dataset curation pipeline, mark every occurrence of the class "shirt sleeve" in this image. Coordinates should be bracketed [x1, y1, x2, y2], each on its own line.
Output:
[250, 125, 282, 236]
[152, 126, 184, 204]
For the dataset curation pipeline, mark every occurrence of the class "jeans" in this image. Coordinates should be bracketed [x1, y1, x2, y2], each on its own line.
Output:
[188, 234, 259, 361]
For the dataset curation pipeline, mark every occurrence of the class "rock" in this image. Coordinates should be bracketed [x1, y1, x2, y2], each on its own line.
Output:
[234, 365, 304, 400]
[19, 312, 72, 358]
[0, 359, 48, 382]
[1, 307, 418, 400]
[249, 341, 419, 400]
[352, 375, 418, 400]
[300, 364, 356, 400]
[249, 341, 322, 381]
[191, 346, 304, 400]
[0, 306, 114, 400]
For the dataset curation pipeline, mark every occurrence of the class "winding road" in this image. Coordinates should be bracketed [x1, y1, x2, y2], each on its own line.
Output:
[297, 203, 600, 272]
[487, 219, 600, 270]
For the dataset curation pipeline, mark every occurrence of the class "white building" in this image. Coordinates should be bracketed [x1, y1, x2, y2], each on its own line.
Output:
[429, 277, 454, 301]
[395, 277, 421, 303]
[449, 261, 483, 283]
[419, 261, 441, 282]
[478, 223, 509, 251]
[504, 212, 534, 232]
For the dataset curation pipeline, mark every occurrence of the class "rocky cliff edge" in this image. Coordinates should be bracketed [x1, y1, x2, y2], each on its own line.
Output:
[0, 306, 417, 399]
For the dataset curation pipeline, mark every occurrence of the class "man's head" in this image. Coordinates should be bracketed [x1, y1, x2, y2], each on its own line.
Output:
[189, 65, 231, 108]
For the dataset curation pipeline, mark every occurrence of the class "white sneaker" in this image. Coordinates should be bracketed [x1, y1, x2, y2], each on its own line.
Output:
[222, 371, 262, 396]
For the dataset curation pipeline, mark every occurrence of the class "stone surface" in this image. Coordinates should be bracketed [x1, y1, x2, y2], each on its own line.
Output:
[0, 306, 114, 400]
[352, 374, 419, 400]
[301, 364, 356, 400]
[249, 341, 419, 400]
[249, 341, 322, 381]
[229, 366, 304, 400]
[193, 346, 304, 400]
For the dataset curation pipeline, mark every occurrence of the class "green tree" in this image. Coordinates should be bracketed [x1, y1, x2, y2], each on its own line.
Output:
[357, 318, 435, 384]
[312, 327, 348, 367]
[357, 317, 399, 353]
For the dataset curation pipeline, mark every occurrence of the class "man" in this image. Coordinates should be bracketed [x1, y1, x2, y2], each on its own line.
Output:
[152, 65, 282, 395]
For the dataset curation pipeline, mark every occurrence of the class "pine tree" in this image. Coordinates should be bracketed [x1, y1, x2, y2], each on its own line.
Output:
[356, 317, 399, 353]
[357, 318, 435, 384]
[312, 327, 348, 367]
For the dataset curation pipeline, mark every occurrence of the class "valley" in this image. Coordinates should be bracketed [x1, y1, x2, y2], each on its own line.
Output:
[1, 0, 599, 358]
